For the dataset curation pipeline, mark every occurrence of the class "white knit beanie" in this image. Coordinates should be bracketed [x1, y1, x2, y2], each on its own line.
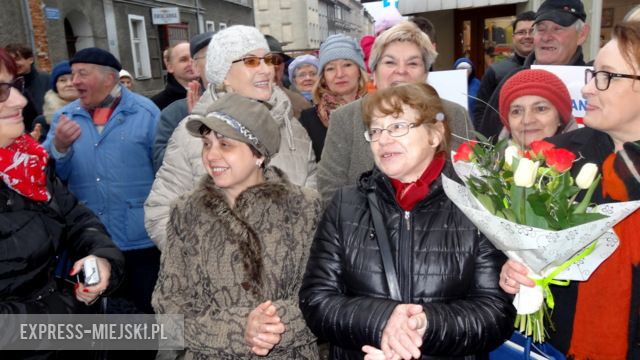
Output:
[205, 25, 270, 86]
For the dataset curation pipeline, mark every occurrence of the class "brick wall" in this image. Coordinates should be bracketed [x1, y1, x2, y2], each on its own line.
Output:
[29, 0, 51, 72]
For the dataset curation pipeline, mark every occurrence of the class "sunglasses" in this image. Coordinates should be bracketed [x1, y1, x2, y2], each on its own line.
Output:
[0, 77, 24, 102]
[231, 53, 283, 67]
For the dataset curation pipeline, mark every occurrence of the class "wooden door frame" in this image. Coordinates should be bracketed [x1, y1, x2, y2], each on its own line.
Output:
[454, 4, 516, 79]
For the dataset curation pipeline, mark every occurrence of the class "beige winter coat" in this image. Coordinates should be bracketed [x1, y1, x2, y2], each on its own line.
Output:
[144, 86, 317, 250]
[152, 167, 321, 359]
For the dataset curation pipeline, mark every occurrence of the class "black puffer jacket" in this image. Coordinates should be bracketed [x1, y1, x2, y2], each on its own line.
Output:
[299, 166, 515, 359]
[0, 165, 124, 314]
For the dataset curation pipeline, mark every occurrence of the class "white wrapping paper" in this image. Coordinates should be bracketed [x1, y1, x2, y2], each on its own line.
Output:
[442, 174, 640, 279]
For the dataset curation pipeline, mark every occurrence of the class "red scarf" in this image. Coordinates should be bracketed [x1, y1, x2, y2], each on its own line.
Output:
[0, 134, 50, 202]
[390, 152, 445, 211]
[569, 142, 640, 359]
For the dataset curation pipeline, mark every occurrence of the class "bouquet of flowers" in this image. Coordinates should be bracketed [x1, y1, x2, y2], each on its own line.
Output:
[443, 137, 640, 343]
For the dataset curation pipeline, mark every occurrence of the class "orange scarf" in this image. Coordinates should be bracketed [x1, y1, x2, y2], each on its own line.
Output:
[568, 149, 640, 359]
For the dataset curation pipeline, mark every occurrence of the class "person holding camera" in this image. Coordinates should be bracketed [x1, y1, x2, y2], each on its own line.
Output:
[0, 47, 124, 316]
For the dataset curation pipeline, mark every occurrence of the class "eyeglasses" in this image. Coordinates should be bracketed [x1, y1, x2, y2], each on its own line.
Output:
[513, 29, 534, 37]
[231, 53, 283, 67]
[364, 122, 418, 142]
[295, 71, 317, 79]
[0, 77, 24, 102]
[585, 68, 640, 91]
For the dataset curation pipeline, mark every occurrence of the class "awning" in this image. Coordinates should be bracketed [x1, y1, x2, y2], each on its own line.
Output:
[399, 0, 527, 14]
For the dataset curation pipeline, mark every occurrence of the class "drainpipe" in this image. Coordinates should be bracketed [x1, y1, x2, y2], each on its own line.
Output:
[195, 0, 204, 33]
[21, 0, 36, 53]
[588, 0, 602, 61]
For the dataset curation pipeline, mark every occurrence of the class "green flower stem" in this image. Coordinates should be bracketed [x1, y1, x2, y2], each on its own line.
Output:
[515, 242, 598, 343]
[573, 174, 601, 214]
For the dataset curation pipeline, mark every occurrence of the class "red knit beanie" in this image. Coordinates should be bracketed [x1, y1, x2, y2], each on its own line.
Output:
[499, 69, 572, 130]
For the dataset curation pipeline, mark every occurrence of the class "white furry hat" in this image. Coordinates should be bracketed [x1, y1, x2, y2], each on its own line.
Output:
[205, 25, 270, 86]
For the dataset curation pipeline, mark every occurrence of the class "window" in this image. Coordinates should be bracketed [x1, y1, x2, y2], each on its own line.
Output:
[206, 21, 215, 32]
[280, 0, 290, 9]
[258, 0, 268, 10]
[219, 22, 227, 30]
[282, 23, 292, 43]
[128, 15, 151, 79]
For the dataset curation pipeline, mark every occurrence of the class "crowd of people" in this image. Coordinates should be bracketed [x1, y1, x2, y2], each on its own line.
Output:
[1, 1, 640, 359]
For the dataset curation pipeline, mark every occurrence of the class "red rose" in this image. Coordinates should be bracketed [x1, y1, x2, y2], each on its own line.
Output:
[453, 140, 477, 162]
[544, 148, 576, 173]
[529, 140, 555, 157]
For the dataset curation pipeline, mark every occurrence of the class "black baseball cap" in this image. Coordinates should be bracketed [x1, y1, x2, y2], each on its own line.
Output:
[534, 0, 587, 27]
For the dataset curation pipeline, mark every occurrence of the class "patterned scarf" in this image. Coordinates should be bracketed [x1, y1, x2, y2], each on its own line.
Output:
[316, 91, 361, 128]
[90, 84, 122, 127]
[0, 134, 50, 202]
[390, 152, 445, 211]
[569, 141, 640, 359]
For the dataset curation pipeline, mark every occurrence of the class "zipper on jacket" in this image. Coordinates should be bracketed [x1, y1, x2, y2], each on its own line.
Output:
[404, 211, 410, 231]
[399, 210, 412, 302]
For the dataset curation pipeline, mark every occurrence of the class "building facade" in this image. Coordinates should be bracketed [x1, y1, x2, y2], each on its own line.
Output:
[253, 0, 373, 52]
[1, 0, 255, 96]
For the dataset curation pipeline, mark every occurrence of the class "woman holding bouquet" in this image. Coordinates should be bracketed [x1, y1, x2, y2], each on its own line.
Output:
[501, 21, 640, 359]
[300, 82, 515, 360]
[497, 69, 579, 148]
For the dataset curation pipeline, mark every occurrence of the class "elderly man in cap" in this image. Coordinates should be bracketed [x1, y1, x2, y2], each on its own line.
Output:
[477, 0, 589, 140]
[152, 32, 214, 170]
[43, 47, 160, 315]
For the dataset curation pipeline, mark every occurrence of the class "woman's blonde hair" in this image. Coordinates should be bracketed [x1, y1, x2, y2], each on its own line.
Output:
[363, 82, 451, 153]
[368, 21, 438, 73]
[312, 63, 369, 104]
[613, 21, 640, 75]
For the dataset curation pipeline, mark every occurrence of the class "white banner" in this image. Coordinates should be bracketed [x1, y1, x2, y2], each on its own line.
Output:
[427, 69, 469, 110]
[531, 65, 592, 123]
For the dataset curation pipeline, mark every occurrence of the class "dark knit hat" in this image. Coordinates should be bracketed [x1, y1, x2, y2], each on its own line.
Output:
[534, 0, 587, 27]
[186, 93, 281, 159]
[190, 31, 214, 57]
[264, 34, 292, 62]
[50, 61, 72, 93]
[70, 47, 122, 71]
[499, 69, 572, 130]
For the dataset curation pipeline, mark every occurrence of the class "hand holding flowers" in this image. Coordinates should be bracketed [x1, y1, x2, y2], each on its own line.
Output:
[444, 136, 640, 343]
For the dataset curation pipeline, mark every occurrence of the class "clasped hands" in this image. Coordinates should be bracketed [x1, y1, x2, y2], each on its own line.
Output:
[245, 300, 285, 356]
[363, 304, 427, 360]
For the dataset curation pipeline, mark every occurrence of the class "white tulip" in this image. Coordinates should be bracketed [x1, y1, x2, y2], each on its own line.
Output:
[504, 145, 520, 166]
[514, 283, 544, 315]
[514, 158, 539, 188]
[576, 163, 598, 189]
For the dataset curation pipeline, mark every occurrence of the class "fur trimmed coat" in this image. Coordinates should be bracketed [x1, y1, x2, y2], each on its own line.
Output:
[152, 167, 322, 359]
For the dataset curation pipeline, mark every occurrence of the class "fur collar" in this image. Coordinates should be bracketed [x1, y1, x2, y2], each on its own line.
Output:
[42, 90, 72, 124]
[191, 166, 293, 297]
[196, 166, 292, 211]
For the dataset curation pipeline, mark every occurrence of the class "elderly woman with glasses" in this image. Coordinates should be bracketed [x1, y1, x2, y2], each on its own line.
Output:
[0, 47, 123, 358]
[300, 82, 514, 360]
[500, 21, 640, 359]
[145, 25, 317, 251]
[288, 54, 320, 103]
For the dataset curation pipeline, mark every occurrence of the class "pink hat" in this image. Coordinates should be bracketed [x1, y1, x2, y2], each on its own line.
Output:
[374, 7, 404, 35]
